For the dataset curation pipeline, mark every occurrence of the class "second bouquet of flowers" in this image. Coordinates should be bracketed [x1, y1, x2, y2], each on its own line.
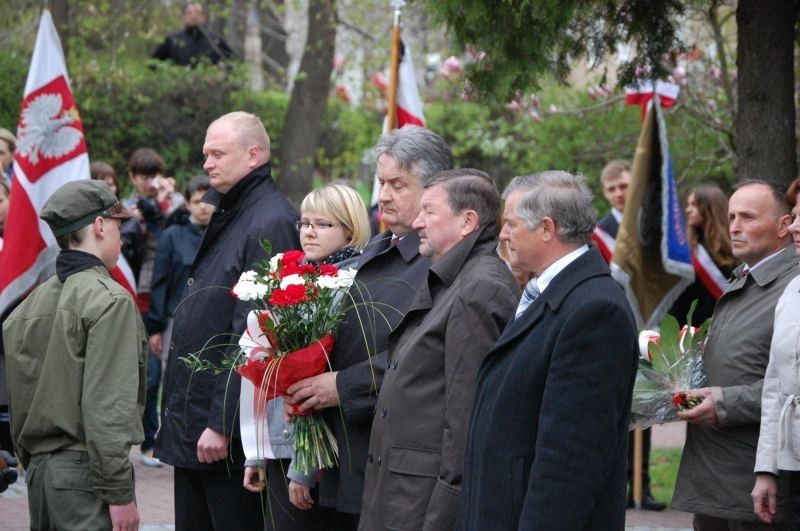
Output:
[232, 244, 357, 474]
[630, 302, 711, 430]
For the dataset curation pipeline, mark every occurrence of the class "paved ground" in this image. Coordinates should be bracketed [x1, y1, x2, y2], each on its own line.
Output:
[0, 422, 691, 530]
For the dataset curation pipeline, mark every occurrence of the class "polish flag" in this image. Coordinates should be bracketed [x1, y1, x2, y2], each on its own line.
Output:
[0, 10, 133, 314]
[394, 41, 425, 128]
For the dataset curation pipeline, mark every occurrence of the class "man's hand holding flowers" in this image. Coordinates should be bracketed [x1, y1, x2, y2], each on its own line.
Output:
[285, 372, 340, 416]
[677, 386, 718, 425]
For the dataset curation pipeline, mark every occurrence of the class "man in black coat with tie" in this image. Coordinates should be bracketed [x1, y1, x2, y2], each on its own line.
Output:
[458, 171, 639, 530]
[284, 126, 452, 527]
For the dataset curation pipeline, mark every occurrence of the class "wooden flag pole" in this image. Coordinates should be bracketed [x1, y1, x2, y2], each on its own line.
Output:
[632, 427, 643, 509]
[386, 1, 405, 131]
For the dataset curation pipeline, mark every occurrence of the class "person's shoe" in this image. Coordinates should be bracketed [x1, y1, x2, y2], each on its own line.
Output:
[140, 450, 162, 468]
[627, 493, 667, 511]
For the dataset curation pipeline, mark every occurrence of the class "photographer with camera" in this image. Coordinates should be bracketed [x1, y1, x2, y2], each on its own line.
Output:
[120, 147, 177, 468]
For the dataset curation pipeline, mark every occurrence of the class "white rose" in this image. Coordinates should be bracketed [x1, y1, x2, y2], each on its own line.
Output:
[269, 253, 284, 272]
[317, 268, 357, 291]
[280, 274, 306, 290]
[334, 268, 357, 289]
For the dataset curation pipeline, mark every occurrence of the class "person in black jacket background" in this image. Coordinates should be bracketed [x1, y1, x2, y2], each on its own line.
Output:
[152, 2, 232, 67]
[147, 174, 214, 362]
[154, 111, 299, 530]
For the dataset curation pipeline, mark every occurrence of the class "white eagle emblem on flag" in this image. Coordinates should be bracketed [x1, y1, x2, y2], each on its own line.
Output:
[17, 93, 83, 165]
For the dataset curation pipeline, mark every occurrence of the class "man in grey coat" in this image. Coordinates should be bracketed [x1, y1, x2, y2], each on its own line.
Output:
[672, 180, 799, 529]
[358, 169, 519, 530]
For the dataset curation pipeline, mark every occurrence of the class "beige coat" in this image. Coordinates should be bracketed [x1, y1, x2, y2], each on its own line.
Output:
[755, 272, 800, 473]
[672, 244, 799, 522]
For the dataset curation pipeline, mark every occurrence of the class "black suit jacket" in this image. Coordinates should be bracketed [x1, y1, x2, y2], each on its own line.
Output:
[319, 231, 431, 513]
[458, 248, 638, 530]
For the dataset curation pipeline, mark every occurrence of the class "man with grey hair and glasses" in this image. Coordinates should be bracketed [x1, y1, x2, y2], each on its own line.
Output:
[457, 171, 638, 530]
[284, 125, 452, 527]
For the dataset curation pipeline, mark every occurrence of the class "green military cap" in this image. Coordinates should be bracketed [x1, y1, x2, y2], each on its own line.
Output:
[40, 179, 133, 238]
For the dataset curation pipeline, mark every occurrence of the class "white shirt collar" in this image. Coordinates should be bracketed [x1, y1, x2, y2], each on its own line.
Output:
[535, 245, 590, 294]
[611, 208, 623, 224]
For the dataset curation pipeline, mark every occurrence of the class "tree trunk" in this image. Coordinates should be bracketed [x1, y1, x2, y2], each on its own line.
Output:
[735, 0, 797, 186]
[277, 0, 336, 206]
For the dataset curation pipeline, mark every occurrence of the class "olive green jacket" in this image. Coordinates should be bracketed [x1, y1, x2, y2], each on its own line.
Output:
[3, 264, 147, 505]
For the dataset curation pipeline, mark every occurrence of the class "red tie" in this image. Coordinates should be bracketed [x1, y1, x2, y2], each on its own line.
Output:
[390, 235, 400, 247]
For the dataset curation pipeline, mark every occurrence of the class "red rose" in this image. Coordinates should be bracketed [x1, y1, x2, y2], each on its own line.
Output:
[280, 262, 301, 277]
[269, 284, 308, 306]
[299, 264, 316, 275]
[671, 392, 686, 407]
[318, 264, 338, 276]
[281, 250, 305, 267]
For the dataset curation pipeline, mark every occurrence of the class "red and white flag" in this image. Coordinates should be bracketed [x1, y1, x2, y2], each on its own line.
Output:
[0, 10, 133, 314]
[371, 41, 426, 207]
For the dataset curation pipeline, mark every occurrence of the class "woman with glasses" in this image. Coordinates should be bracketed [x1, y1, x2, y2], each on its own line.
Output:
[243, 183, 370, 530]
[295, 184, 370, 268]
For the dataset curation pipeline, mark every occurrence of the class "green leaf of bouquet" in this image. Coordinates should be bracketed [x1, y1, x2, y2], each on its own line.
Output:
[659, 313, 682, 368]
[685, 299, 699, 328]
[648, 339, 667, 375]
[692, 317, 713, 347]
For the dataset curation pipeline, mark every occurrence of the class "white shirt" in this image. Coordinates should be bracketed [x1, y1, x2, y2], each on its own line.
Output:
[611, 208, 623, 224]
[535, 245, 590, 295]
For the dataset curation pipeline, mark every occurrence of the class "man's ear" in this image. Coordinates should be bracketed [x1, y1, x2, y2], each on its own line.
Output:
[540, 216, 556, 242]
[247, 145, 260, 169]
[776, 213, 791, 239]
[92, 216, 107, 238]
[461, 210, 479, 236]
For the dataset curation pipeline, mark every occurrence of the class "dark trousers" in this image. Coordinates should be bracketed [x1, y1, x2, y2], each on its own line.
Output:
[142, 352, 161, 452]
[174, 466, 266, 531]
[265, 458, 359, 531]
[627, 427, 653, 493]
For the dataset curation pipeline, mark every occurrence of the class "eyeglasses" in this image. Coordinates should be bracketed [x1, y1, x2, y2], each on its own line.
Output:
[295, 220, 342, 231]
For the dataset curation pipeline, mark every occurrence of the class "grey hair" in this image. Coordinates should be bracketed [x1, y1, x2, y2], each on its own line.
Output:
[503, 171, 596, 245]
[374, 125, 452, 185]
[426, 168, 499, 227]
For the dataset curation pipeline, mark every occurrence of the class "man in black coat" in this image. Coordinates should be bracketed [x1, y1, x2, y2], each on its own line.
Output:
[458, 171, 639, 530]
[155, 111, 299, 530]
[152, 2, 232, 67]
[284, 126, 452, 527]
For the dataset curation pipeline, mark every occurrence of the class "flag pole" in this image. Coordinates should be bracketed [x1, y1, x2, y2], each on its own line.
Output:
[386, 0, 405, 131]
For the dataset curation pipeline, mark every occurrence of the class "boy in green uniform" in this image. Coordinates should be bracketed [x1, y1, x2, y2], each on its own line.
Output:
[3, 179, 147, 531]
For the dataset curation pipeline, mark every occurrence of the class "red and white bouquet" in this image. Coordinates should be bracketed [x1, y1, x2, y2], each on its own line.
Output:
[630, 302, 710, 429]
[232, 247, 357, 473]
